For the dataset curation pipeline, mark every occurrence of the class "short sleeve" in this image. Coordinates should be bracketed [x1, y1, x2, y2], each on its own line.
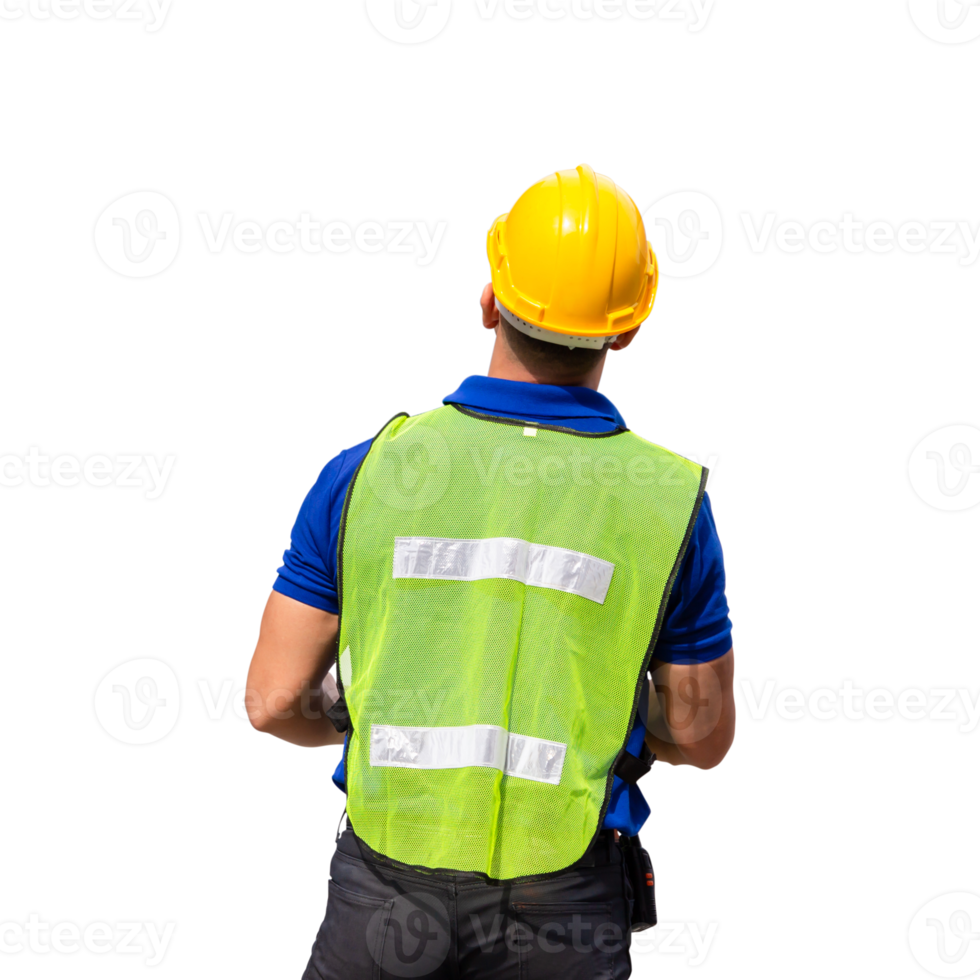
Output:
[273, 439, 372, 614]
[652, 493, 733, 664]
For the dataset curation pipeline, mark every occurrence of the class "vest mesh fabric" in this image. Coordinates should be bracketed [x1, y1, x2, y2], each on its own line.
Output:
[338, 405, 704, 880]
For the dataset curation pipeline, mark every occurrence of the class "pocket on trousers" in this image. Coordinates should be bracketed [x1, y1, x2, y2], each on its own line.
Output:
[305, 880, 393, 980]
[510, 902, 623, 980]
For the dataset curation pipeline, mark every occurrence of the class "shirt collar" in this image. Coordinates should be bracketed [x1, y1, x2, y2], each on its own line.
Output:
[443, 375, 627, 428]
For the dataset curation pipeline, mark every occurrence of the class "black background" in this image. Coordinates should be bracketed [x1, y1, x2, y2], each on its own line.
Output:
[0, 0, 980, 977]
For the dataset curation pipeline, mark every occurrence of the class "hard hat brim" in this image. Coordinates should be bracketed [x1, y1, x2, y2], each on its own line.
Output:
[495, 300, 619, 350]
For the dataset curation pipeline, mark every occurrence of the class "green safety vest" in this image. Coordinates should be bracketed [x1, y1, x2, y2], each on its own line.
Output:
[337, 404, 705, 880]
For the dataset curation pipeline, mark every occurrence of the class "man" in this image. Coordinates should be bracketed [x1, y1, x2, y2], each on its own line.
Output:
[247, 165, 735, 979]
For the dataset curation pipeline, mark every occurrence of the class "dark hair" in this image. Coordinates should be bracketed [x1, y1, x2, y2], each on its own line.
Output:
[500, 317, 608, 377]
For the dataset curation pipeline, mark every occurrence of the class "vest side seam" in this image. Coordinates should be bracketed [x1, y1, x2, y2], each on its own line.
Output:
[586, 466, 708, 850]
[644, 464, 710, 662]
[591, 462, 711, 848]
[331, 412, 412, 724]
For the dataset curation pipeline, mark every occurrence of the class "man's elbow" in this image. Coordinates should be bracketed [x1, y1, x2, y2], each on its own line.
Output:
[687, 742, 732, 770]
[246, 686, 295, 735]
[691, 690, 736, 769]
[684, 719, 735, 769]
[248, 706, 276, 735]
[247, 702, 277, 735]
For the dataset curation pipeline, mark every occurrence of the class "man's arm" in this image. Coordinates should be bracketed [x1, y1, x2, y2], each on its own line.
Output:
[644, 648, 735, 769]
[245, 591, 346, 746]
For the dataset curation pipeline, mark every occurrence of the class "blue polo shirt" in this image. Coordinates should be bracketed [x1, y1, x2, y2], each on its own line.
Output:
[274, 376, 732, 836]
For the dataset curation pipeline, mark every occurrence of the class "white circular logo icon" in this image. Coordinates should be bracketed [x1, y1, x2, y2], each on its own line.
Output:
[94, 658, 180, 745]
[643, 191, 723, 278]
[367, 891, 451, 977]
[910, 893, 980, 978]
[909, 0, 980, 43]
[365, 423, 451, 512]
[94, 191, 180, 278]
[365, 0, 452, 43]
[909, 425, 980, 512]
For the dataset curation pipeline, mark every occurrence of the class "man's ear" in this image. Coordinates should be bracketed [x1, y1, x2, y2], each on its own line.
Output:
[609, 326, 641, 351]
[480, 283, 499, 330]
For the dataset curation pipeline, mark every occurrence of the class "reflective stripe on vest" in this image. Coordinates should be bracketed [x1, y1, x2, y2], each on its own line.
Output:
[337, 405, 705, 880]
[392, 536, 615, 604]
[370, 723, 567, 785]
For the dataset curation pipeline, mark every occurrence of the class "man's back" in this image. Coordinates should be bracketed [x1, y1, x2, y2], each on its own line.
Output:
[336, 402, 705, 878]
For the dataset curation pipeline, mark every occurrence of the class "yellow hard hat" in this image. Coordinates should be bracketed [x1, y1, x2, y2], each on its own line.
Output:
[487, 164, 658, 349]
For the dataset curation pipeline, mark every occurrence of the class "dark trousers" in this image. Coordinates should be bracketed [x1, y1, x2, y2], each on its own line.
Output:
[302, 825, 633, 979]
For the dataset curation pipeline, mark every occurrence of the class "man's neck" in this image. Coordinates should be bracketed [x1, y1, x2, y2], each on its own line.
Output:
[486, 342, 605, 392]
